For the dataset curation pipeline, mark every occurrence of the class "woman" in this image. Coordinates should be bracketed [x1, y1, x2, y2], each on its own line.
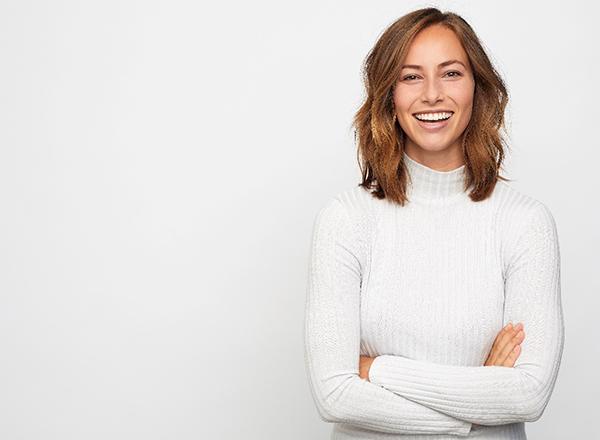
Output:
[304, 7, 564, 440]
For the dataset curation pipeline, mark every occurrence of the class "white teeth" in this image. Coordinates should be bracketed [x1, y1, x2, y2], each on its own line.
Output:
[414, 112, 453, 121]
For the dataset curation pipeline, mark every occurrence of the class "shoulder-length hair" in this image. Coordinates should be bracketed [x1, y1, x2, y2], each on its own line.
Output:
[352, 7, 512, 206]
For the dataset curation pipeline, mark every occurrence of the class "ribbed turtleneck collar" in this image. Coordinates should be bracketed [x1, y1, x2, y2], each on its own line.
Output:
[403, 151, 468, 203]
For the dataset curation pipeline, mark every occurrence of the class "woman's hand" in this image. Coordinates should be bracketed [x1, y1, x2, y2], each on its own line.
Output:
[484, 322, 525, 367]
[359, 355, 375, 381]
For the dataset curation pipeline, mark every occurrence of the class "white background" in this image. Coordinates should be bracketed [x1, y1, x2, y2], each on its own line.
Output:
[0, 0, 597, 438]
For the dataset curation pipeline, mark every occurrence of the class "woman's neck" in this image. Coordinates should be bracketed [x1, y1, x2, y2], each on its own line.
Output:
[403, 150, 468, 204]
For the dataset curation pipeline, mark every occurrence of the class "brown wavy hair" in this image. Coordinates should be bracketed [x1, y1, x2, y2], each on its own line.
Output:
[352, 7, 512, 206]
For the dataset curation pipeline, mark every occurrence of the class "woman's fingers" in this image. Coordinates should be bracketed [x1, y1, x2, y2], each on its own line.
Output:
[485, 322, 525, 367]
[487, 323, 514, 365]
[497, 327, 525, 365]
[502, 344, 521, 367]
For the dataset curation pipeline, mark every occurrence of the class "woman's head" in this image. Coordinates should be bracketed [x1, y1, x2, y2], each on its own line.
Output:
[393, 24, 475, 159]
[353, 8, 510, 205]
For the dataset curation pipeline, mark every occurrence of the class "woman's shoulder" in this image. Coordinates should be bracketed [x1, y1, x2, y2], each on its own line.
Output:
[317, 185, 378, 216]
[313, 186, 377, 239]
[310, 187, 375, 261]
[334, 185, 379, 211]
[492, 180, 558, 240]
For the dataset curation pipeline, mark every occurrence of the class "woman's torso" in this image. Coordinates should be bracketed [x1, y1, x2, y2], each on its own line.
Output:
[333, 182, 532, 439]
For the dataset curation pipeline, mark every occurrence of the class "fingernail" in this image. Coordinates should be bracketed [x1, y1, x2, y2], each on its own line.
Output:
[515, 323, 523, 330]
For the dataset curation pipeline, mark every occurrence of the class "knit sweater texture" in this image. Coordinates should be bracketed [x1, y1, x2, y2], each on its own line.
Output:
[303, 151, 565, 439]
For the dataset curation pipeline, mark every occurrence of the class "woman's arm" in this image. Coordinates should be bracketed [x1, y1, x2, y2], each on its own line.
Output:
[304, 197, 472, 436]
[367, 202, 565, 426]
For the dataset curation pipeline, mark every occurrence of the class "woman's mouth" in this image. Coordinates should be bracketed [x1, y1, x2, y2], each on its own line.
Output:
[412, 111, 454, 132]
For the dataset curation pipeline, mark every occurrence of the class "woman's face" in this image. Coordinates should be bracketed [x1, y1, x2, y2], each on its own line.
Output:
[393, 24, 475, 160]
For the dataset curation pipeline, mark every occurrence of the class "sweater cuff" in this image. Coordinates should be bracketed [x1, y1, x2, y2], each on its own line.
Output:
[368, 354, 392, 385]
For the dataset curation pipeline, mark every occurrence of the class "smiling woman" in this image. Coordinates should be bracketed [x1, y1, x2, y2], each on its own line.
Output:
[304, 6, 564, 440]
[350, 8, 510, 205]
[393, 26, 476, 165]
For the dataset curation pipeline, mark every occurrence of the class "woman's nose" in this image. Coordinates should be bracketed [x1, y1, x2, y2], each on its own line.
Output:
[422, 78, 444, 104]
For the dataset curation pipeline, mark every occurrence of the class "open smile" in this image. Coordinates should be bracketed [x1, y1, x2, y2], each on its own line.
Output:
[412, 111, 454, 132]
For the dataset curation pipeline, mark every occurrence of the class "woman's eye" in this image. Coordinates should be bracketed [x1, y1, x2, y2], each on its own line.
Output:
[402, 71, 462, 81]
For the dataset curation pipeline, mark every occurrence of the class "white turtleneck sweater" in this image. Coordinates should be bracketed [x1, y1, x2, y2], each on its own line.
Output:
[303, 151, 564, 439]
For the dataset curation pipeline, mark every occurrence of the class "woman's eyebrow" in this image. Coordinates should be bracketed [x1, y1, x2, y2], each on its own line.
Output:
[401, 59, 466, 70]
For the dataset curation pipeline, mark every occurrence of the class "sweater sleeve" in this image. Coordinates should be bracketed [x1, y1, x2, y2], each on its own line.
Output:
[367, 201, 565, 426]
[304, 196, 472, 436]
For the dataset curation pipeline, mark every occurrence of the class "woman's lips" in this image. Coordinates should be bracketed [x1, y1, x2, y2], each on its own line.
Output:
[413, 113, 453, 132]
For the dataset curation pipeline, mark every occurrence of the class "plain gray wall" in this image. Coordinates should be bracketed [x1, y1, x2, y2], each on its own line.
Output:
[0, 0, 597, 438]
